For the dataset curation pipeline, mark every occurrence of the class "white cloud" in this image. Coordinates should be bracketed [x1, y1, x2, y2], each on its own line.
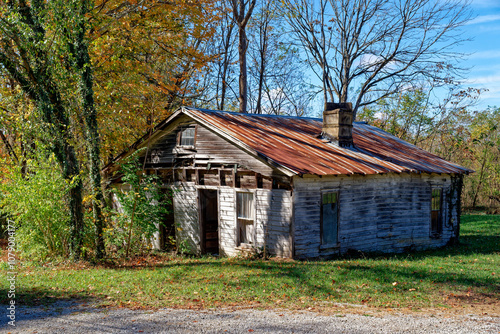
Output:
[374, 111, 386, 120]
[468, 50, 500, 59]
[357, 54, 397, 71]
[477, 87, 500, 105]
[466, 74, 500, 85]
[470, 0, 500, 9]
[359, 54, 383, 67]
[464, 73, 500, 106]
[467, 14, 500, 25]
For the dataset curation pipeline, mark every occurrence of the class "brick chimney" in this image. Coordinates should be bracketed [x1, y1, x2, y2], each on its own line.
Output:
[322, 102, 354, 147]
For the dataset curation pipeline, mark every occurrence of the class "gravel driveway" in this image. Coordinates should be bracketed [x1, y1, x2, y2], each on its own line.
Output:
[0, 301, 499, 334]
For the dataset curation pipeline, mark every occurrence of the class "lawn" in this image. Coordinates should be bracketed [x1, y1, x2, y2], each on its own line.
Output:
[1, 214, 499, 314]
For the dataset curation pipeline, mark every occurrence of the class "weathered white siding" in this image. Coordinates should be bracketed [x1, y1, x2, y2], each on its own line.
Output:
[171, 184, 293, 257]
[255, 189, 293, 258]
[219, 187, 237, 256]
[292, 173, 461, 259]
[173, 183, 200, 254]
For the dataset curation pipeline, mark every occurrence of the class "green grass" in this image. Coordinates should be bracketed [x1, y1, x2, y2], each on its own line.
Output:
[1, 214, 499, 312]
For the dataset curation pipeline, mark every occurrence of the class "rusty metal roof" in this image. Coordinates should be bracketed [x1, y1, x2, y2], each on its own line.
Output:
[183, 107, 472, 176]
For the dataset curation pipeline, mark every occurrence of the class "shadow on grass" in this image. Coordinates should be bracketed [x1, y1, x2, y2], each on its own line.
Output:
[0, 288, 92, 307]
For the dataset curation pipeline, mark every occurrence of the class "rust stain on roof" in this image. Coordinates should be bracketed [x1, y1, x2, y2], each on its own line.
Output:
[184, 107, 471, 176]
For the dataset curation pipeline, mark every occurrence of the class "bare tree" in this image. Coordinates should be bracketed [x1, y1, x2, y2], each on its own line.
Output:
[193, 0, 239, 111]
[284, 0, 472, 119]
[212, 2, 238, 111]
[230, 0, 257, 113]
[245, 0, 317, 116]
[247, 2, 272, 114]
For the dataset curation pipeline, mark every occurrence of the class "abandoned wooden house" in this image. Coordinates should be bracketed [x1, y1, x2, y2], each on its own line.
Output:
[103, 103, 472, 259]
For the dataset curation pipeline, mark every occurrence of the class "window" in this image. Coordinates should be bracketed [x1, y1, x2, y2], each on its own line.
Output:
[178, 127, 196, 146]
[321, 192, 339, 245]
[431, 188, 442, 236]
[237, 192, 254, 245]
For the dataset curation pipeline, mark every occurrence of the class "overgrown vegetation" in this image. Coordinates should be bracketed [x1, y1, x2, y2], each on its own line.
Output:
[106, 153, 169, 257]
[1, 215, 498, 313]
[0, 152, 79, 260]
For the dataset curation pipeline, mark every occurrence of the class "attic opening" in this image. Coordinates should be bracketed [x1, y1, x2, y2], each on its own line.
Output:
[173, 167, 291, 190]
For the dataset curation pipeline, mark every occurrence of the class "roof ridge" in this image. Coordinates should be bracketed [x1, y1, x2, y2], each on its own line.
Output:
[183, 106, 321, 121]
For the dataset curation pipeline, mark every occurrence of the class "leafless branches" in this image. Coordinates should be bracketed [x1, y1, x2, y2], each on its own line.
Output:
[284, 0, 472, 118]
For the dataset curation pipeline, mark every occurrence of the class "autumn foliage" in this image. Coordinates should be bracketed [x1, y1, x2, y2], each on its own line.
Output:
[90, 0, 218, 158]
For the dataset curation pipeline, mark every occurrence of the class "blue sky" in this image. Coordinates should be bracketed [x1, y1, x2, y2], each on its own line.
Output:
[462, 0, 500, 109]
[304, 0, 500, 114]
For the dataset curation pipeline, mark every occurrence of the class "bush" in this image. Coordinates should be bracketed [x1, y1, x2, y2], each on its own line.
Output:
[107, 153, 169, 257]
[0, 153, 75, 260]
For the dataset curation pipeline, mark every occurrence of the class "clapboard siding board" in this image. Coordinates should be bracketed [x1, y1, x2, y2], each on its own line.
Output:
[292, 173, 461, 259]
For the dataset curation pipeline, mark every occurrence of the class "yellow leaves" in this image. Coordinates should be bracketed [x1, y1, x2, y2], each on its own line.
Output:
[90, 0, 218, 159]
[82, 194, 94, 203]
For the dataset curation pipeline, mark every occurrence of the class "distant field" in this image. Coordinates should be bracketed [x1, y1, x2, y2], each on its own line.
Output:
[1, 214, 499, 314]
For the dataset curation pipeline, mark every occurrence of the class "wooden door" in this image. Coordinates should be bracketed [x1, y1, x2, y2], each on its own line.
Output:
[162, 189, 175, 250]
[199, 189, 219, 254]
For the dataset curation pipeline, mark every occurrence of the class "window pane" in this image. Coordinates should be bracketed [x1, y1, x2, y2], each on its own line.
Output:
[321, 192, 338, 245]
[323, 193, 328, 204]
[180, 127, 195, 146]
[432, 188, 441, 211]
[238, 220, 254, 244]
[322, 192, 338, 204]
[431, 188, 442, 235]
[237, 192, 253, 219]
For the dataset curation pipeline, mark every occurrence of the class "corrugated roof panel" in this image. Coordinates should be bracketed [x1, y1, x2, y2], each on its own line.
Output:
[184, 107, 472, 176]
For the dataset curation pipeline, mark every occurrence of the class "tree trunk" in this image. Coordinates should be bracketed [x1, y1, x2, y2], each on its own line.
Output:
[0, 130, 18, 164]
[219, 20, 234, 111]
[42, 86, 85, 260]
[51, 129, 84, 260]
[231, 0, 256, 113]
[238, 26, 248, 113]
[255, 62, 264, 114]
[255, 31, 266, 114]
[66, 160, 84, 260]
[220, 59, 229, 111]
[77, 0, 106, 259]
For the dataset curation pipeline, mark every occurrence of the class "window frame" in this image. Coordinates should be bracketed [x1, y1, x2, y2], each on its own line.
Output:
[430, 187, 443, 237]
[236, 190, 255, 246]
[320, 190, 340, 247]
[177, 125, 197, 147]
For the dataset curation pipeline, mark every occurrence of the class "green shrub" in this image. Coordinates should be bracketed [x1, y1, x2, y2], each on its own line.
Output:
[107, 153, 169, 257]
[0, 153, 74, 260]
